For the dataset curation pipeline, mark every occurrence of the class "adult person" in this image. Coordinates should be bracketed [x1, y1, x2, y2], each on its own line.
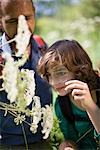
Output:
[37, 39, 100, 150]
[0, 0, 52, 149]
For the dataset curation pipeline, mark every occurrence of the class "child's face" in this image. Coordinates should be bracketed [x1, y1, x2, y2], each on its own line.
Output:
[48, 65, 74, 96]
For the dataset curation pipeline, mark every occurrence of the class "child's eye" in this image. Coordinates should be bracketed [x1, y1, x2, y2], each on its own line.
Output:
[55, 71, 67, 76]
[47, 73, 51, 78]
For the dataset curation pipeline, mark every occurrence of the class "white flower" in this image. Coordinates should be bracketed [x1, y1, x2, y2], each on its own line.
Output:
[2, 53, 18, 103]
[15, 15, 31, 57]
[15, 50, 29, 67]
[14, 114, 26, 125]
[32, 96, 41, 109]
[30, 123, 38, 134]
[41, 105, 53, 139]
[21, 69, 35, 106]
[30, 96, 42, 133]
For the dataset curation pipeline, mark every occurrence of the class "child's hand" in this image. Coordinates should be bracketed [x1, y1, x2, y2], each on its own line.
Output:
[64, 80, 94, 110]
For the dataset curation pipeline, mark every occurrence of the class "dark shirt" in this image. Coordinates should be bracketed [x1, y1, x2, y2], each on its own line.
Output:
[0, 37, 52, 145]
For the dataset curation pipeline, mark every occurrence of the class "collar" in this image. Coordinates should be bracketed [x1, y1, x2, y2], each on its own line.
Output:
[1, 33, 12, 54]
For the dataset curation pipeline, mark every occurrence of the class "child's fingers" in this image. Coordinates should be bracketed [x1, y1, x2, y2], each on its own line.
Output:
[64, 83, 85, 92]
[71, 89, 85, 97]
[73, 95, 84, 101]
[65, 80, 87, 94]
[65, 80, 86, 87]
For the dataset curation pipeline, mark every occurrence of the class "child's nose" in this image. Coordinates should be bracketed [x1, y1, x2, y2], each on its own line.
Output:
[51, 80, 66, 89]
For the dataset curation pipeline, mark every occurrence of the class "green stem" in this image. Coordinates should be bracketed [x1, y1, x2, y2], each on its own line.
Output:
[0, 102, 24, 112]
[0, 102, 31, 126]
[0, 102, 17, 109]
[0, 88, 4, 91]
[21, 122, 29, 150]
[0, 106, 20, 112]
[0, 38, 15, 48]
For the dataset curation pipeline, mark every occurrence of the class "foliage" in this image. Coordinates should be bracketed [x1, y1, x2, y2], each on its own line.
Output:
[80, 0, 100, 18]
[35, 2, 100, 69]
[50, 116, 64, 150]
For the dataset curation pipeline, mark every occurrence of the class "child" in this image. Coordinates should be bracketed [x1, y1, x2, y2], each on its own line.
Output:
[37, 40, 100, 150]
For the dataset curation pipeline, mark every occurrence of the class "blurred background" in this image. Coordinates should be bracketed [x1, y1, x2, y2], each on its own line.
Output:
[33, 0, 100, 70]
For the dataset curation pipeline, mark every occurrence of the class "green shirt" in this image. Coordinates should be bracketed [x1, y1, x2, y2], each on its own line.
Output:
[55, 98, 99, 150]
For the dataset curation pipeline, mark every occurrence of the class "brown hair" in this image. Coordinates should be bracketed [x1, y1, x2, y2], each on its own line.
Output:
[59, 140, 78, 150]
[37, 40, 97, 90]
